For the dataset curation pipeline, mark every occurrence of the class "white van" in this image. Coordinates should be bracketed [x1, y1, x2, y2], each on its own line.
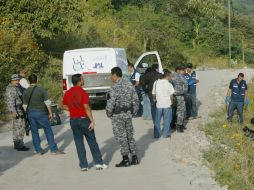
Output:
[63, 48, 163, 103]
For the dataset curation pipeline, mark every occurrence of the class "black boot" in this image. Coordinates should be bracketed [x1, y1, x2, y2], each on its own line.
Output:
[14, 141, 30, 151]
[115, 155, 130, 167]
[176, 125, 184, 133]
[131, 155, 139, 165]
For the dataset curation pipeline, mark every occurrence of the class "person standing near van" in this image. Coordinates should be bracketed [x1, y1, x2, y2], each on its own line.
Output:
[23, 74, 63, 155]
[128, 62, 142, 117]
[106, 67, 139, 167]
[152, 69, 175, 138]
[140, 67, 152, 120]
[63, 74, 107, 171]
[141, 64, 163, 126]
[184, 63, 199, 119]
[172, 66, 188, 132]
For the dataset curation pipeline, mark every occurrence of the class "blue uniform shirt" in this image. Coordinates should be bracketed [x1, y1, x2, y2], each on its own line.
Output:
[184, 71, 197, 93]
[229, 79, 247, 102]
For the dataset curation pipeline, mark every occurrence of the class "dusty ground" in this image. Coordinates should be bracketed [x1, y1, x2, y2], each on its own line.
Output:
[0, 69, 253, 190]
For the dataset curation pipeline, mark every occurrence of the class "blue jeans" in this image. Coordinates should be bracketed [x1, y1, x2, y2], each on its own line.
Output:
[28, 111, 58, 153]
[70, 118, 103, 168]
[142, 93, 152, 120]
[186, 92, 197, 117]
[154, 107, 172, 138]
[227, 101, 244, 124]
[148, 95, 157, 125]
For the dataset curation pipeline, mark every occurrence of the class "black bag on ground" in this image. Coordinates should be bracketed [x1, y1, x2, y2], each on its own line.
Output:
[50, 104, 61, 126]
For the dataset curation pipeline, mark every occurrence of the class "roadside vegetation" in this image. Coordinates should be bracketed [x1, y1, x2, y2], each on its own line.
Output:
[1, 0, 254, 119]
[202, 81, 254, 190]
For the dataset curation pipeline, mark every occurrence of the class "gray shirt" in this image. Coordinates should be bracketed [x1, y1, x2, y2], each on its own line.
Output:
[23, 85, 50, 112]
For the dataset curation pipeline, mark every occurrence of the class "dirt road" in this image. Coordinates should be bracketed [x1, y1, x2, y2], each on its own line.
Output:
[0, 69, 253, 190]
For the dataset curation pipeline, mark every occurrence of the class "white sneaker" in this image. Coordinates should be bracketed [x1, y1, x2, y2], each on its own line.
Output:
[95, 164, 108, 170]
[81, 168, 88, 172]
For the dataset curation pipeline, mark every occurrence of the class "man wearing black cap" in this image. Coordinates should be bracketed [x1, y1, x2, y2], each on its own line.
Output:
[184, 63, 199, 119]
[5, 74, 30, 151]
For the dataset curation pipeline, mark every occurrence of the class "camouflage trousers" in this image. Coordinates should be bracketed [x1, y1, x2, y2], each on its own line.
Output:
[111, 115, 137, 156]
[175, 96, 186, 126]
[12, 116, 25, 144]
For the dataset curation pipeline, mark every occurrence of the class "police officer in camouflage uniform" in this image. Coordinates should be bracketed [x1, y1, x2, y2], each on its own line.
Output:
[172, 66, 188, 132]
[106, 67, 139, 167]
[5, 74, 29, 151]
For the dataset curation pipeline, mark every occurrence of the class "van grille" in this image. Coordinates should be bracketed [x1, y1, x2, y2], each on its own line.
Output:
[83, 73, 112, 88]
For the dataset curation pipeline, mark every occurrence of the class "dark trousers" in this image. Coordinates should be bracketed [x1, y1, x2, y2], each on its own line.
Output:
[227, 101, 244, 124]
[186, 92, 197, 117]
[148, 95, 157, 125]
[70, 118, 103, 168]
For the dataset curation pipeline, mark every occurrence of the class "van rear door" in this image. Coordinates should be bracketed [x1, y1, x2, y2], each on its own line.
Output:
[63, 48, 115, 90]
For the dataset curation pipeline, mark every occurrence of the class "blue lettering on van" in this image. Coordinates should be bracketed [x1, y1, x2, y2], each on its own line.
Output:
[93, 63, 104, 69]
[72, 56, 85, 71]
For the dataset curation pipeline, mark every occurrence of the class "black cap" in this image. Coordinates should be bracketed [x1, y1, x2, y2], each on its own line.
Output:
[186, 63, 193, 69]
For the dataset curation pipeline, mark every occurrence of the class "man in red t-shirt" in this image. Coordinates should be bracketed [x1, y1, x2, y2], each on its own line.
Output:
[63, 74, 107, 171]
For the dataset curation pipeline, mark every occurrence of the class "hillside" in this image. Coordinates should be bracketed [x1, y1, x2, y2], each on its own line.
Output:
[234, 0, 254, 18]
[1, 0, 254, 112]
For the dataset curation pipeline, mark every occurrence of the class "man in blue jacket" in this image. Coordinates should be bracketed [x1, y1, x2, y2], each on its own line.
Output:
[184, 63, 199, 119]
[226, 73, 248, 124]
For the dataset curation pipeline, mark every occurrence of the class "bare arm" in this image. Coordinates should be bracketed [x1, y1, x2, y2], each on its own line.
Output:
[46, 105, 53, 120]
[84, 104, 95, 130]
[134, 81, 140, 87]
[245, 90, 248, 99]
[170, 95, 173, 103]
[227, 89, 232, 96]
[62, 105, 69, 110]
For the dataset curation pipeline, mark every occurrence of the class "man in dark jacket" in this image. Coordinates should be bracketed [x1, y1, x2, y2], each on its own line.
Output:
[140, 64, 163, 126]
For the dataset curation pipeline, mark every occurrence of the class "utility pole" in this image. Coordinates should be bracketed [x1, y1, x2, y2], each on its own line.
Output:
[228, 0, 232, 68]
[242, 39, 245, 65]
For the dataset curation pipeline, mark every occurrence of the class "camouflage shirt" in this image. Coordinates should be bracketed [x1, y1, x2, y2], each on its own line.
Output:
[172, 73, 188, 95]
[106, 78, 139, 118]
[5, 84, 23, 113]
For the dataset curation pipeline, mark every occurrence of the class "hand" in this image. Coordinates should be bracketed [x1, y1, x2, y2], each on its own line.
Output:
[245, 99, 249, 106]
[48, 113, 53, 120]
[12, 112, 17, 119]
[225, 96, 229, 105]
[88, 121, 95, 131]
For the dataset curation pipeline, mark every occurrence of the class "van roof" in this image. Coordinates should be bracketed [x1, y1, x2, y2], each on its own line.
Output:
[64, 47, 124, 54]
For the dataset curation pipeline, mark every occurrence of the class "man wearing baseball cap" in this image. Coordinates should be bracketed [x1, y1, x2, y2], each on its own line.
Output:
[5, 74, 30, 151]
[184, 63, 200, 119]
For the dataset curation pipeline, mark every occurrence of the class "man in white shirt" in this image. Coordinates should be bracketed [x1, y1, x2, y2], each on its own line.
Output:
[152, 69, 175, 138]
[18, 69, 30, 94]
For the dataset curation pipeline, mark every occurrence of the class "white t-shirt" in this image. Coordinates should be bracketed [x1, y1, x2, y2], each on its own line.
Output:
[152, 79, 175, 108]
[20, 78, 30, 89]
[130, 71, 140, 82]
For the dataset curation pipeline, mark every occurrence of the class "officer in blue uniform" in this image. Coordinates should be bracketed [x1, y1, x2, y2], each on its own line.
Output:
[226, 73, 248, 124]
[128, 62, 142, 116]
[184, 63, 199, 119]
